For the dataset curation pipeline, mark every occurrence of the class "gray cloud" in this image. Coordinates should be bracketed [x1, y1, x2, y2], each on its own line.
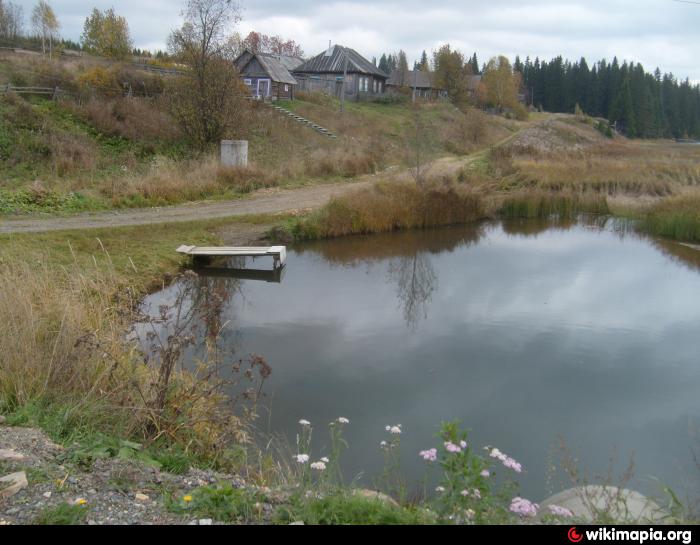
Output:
[41, 0, 700, 80]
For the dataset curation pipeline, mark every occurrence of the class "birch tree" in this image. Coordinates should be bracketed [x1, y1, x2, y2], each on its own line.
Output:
[31, 1, 59, 59]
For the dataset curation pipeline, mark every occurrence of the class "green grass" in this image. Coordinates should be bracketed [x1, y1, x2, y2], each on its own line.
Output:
[498, 193, 610, 220]
[0, 188, 106, 215]
[34, 503, 89, 525]
[642, 194, 700, 243]
[166, 483, 263, 523]
[0, 214, 283, 290]
[274, 492, 436, 525]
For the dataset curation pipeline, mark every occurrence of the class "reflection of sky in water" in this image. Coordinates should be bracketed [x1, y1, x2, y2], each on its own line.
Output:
[143, 222, 700, 500]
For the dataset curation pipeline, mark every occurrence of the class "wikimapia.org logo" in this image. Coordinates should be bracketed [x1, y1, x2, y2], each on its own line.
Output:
[567, 527, 694, 544]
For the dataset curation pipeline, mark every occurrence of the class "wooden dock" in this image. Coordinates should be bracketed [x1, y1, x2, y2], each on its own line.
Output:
[177, 245, 287, 269]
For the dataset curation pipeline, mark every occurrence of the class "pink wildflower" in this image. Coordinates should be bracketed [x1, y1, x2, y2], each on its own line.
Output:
[419, 449, 438, 462]
[503, 457, 523, 473]
[489, 448, 507, 462]
[480, 470, 490, 478]
[445, 442, 462, 453]
[510, 497, 539, 518]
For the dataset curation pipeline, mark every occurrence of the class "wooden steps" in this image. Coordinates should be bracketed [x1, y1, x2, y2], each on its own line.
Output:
[271, 105, 337, 139]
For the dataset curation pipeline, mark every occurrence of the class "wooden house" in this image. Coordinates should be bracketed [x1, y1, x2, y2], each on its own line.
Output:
[292, 45, 388, 100]
[386, 69, 447, 100]
[234, 50, 304, 100]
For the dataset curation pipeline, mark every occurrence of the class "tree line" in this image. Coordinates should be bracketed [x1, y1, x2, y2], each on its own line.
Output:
[517, 55, 700, 138]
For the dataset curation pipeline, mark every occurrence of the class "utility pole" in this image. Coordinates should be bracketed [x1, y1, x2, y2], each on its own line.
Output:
[412, 68, 418, 103]
[340, 46, 350, 113]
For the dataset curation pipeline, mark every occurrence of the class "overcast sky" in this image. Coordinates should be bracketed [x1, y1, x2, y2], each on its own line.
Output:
[32, 0, 700, 81]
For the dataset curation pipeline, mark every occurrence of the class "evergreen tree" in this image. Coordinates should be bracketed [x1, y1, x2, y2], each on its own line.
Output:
[420, 50, 429, 71]
[378, 53, 389, 75]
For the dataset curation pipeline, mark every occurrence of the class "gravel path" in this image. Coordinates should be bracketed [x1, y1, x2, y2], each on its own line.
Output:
[0, 180, 375, 234]
[0, 425, 265, 525]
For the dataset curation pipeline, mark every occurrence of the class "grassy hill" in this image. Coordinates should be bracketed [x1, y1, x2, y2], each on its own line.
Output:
[0, 52, 519, 215]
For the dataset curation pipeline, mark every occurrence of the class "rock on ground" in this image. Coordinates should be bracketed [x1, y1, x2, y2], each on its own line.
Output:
[541, 486, 670, 523]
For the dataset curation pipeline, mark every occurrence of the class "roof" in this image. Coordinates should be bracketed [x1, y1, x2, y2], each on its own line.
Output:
[234, 50, 303, 85]
[293, 45, 388, 78]
[387, 69, 441, 89]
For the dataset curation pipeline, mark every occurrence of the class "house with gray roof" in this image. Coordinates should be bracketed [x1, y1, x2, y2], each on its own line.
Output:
[292, 45, 388, 99]
[234, 50, 304, 100]
[387, 69, 448, 100]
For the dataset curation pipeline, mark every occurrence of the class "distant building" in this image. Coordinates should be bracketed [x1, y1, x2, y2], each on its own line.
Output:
[234, 50, 304, 100]
[386, 69, 447, 100]
[292, 45, 388, 100]
[466, 75, 482, 97]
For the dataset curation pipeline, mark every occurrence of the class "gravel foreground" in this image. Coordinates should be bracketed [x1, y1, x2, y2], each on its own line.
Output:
[0, 424, 262, 526]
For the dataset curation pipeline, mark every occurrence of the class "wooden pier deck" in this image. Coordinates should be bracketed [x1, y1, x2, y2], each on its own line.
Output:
[177, 245, 287, 268]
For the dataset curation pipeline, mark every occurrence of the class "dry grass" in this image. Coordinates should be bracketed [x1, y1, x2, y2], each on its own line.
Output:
[291, 181, 486, 240]
[0, 256, 129, 410]
[72, 97, 182, 142]
[104, 156, 279, 206]
[0, 248, 261, 459]
[47, 132, 99, 176]
[513, 146, 700, 196]
[502, 118, 700, 197]
[303, 146, 385, 178]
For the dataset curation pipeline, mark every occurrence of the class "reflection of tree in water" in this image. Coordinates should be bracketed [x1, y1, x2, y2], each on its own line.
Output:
[388, 252, 438, 328]
[181, 256, 246, 351]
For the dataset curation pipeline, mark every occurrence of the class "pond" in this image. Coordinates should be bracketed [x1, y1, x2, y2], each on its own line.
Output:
[141, 218, 700, 501]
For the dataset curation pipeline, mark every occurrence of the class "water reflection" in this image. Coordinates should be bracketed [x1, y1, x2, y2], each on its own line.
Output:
[294, 225, 485, 326]
[142, 219, 700, 500]
[388, 253, 438, 328]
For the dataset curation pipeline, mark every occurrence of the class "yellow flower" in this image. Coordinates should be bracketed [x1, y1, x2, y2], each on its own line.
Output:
[183, 495, 193, 503]
[75, 498, 88, 506]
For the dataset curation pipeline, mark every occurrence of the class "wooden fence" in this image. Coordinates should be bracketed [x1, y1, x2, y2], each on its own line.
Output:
[0, 85, 68, 99]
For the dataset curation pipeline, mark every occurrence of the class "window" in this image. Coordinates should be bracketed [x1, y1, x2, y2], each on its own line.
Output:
[284, 84, 289, 92]
[244, 79, 252, 86]
[373, 80, 378, 93]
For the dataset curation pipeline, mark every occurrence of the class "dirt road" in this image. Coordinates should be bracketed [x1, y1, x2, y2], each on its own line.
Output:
[0, 180, 375, 234]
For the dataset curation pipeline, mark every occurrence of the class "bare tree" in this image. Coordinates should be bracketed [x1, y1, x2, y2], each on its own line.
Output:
[0, 1, 24, 41]
[409, 103, 431, 187]
[31, 0, 59, 59]
[388, 252, 438, 328]
[167, 0, 246, 148]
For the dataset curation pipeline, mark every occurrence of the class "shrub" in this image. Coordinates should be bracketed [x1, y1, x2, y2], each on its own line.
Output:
[77, 66, 122, 98]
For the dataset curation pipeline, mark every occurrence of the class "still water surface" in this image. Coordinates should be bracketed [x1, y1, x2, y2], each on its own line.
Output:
[143, 219, 700, 500]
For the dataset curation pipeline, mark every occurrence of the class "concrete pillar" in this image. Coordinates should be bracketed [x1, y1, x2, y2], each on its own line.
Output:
[220, 140, 248, 168]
